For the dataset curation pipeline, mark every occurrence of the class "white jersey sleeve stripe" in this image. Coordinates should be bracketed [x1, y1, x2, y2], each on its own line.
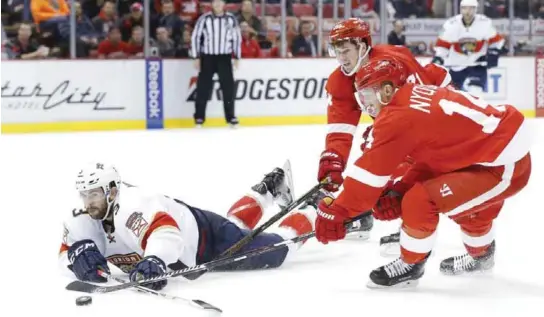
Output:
[327, 123, 357, 135]
[345, 165, 390, 188]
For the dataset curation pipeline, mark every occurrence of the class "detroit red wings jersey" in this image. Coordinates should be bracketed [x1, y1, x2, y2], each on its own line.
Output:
[434, 14, 504, 71]
[58, 183, 200, 275]
[325, 44, 451, 164]
[333, 84, 532, 216]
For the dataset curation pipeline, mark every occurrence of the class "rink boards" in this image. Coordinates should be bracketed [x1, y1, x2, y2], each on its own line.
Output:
[1, 57, 541, 133]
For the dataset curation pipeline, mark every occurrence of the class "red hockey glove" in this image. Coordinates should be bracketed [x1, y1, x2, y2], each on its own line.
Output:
[373, 191, 402, 221]
[317, 150, 345, 192]
[315, 197, 350, 244]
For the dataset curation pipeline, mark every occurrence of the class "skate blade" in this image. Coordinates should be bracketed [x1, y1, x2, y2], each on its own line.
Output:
[440, 267, 494, 276]
[366, 279, 419, 290]
[345, 230, 370, 241]
[277, 159, 295, 208]
[379, 242, 401, 257]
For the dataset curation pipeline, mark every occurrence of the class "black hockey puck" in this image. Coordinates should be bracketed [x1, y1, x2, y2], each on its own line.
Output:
[76, 296, 92, 306]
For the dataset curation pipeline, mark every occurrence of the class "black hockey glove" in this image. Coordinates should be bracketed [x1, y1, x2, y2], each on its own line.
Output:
[68, 239, 110, 283]
[129, 255, 168, 291]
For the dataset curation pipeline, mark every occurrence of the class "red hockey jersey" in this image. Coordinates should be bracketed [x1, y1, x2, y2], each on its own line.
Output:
[325, 44, 452, 165]
[333, 84, 532, 216]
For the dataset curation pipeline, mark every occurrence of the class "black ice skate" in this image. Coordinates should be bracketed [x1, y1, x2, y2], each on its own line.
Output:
[440, 241, 495, 276]
[298, 188, 333, 210]
[367, 253, 430, 289]
[345, 211, 373, 240]
[251, 160, 294, 208]
[379, 231, 401, 256]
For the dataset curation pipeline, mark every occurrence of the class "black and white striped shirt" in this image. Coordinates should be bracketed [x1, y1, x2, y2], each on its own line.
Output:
[191, 12, 242, 59]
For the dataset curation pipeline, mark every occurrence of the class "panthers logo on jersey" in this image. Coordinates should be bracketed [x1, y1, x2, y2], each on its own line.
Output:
[458, 38, 478, 55]
[107, 253, 142, 273]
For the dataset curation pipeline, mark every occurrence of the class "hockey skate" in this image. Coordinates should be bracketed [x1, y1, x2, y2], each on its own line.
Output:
[379, 231, 401, 256]
[440, 241, 495, 276]
[298, 189, 372, 240]
[367, 253, 430, 289]
[344, 211, 373, 240]
[251, 160, 294, 208]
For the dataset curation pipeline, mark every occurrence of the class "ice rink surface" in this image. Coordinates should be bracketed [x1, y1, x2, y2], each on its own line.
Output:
[1, 121, 543, 317]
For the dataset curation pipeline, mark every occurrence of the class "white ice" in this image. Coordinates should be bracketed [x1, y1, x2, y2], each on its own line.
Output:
[1, 121, 543, 317]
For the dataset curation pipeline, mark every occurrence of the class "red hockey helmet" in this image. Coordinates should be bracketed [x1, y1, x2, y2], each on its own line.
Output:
[329, 18, 372, 47]
[329, 18, 373, 76]
[353, 58, 407, 116]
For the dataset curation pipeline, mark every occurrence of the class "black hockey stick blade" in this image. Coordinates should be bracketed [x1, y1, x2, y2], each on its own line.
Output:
[191, 299, 223, 313]
[65, 280, 102, 293]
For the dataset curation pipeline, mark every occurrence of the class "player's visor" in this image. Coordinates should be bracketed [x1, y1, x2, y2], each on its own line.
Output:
[79, 188, 106, 204]
[354, 87, 379, 117]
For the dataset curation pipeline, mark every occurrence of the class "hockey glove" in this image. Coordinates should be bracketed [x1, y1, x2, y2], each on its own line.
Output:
[317, 150, 345, 192]
[431, 56, 444, 65]
[486, 48, 500, 68]
[68, 239, 110, 283]
[315, 197, 350, 244]
[130, 255, 168, 291]
[373, 191, 402, 221]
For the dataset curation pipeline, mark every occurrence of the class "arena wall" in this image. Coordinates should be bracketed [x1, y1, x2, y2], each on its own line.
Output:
[1, 57, 539, 134]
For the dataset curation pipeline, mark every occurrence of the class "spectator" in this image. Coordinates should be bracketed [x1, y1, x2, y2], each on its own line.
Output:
[82, 0, 105, 19]
[387, 19, 406, 46]
[154, 0, 184, 43]
[30, 0, 70, 40]
[126, 25, 145, 57]
[240, 21, 261, 58]
[5, 0, 26, 25]
[291, 20, 318, 57]
[4, 23, 50, 59]
[153, 26, 177, 57]
[179, 0, 200, 26]
[74, 1, 100, 57]
[97, 27, 130, 58]
[92, 1, 119, 40]
[176, 28, 192, 57]
[120, 2, 144, 41]
[393, 0, 428, 18]
[236, 0, 262, 37]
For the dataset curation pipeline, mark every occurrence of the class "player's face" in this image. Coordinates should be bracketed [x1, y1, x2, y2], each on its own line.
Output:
[354, 86, 380, 117]
[461, 6, 476, 21]
[330, 41, 361, 73]
[80, 188, 108, 219]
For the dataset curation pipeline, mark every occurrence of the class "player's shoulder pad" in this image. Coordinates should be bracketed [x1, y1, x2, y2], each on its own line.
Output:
[326, 66, 354, 98]
[444, 15, 459, 27]
[475, 14, 492, 23]
[63, 207, 103, 242]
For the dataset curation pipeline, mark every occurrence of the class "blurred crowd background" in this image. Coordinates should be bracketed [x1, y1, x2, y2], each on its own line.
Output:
[2, 0, 544, 60]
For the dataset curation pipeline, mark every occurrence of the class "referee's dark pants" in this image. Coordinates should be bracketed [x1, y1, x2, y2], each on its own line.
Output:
[194, 54, 236, 124]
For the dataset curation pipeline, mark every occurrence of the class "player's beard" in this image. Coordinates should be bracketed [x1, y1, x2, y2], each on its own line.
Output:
[87, 205, 107, 220]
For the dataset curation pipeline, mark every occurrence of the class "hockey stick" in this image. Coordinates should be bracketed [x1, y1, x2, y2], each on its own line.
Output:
[216, 180, 328, 259]
[66, 211, 371, 294]
[97, 271, 222, 313]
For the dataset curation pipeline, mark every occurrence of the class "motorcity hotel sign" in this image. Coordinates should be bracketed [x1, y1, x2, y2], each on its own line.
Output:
[1, 80, 124, 111]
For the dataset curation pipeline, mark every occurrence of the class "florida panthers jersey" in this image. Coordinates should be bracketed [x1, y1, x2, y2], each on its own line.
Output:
[434, 14, 504, 71]
[58, 183, 200, 275]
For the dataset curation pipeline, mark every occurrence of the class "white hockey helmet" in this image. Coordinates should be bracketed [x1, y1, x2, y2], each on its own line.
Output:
[460, 0, 478, 7]
[75, 162, 121, 220]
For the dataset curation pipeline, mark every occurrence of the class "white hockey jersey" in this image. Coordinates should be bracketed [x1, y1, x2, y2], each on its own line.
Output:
[434, 14, 504, 71]
[58, 183, 201, 275]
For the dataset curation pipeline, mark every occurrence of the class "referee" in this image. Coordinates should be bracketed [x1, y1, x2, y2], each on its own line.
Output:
[191, 0, 242, 128]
